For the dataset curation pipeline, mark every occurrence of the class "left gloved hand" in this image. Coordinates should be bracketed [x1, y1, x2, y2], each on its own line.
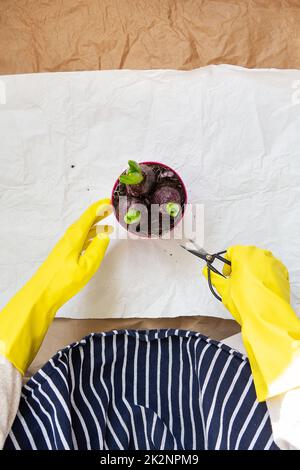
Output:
[0, 199, 113, 375]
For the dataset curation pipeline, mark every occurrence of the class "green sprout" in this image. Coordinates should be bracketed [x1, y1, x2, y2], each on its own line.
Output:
[119, 160, 144, 185]
[124, 208, 142, 225]
[166, 202, 180, 218]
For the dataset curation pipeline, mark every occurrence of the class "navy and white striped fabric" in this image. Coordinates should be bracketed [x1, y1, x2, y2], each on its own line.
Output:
[4, 330, 278, 450]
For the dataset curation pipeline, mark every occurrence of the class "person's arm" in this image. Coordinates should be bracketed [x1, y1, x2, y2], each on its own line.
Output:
[0, 199, 113, 447]
[204, 245, 300, 402]
[209, 245, 300, 450]
[224, 332, 300, 450]
[0, 357, 22, 448]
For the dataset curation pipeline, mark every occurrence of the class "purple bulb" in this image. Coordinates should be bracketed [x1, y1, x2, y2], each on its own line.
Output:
[126, 164, 155, 197]
[152, 186, 181, 206]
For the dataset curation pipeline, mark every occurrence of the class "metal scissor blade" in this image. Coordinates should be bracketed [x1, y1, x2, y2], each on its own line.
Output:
[180, 245, 208, 261]
[181, 238, 209, 256]
[180, 243, 223, 302]
[179, 239, 231, 303]
[187, 238, 207, 252]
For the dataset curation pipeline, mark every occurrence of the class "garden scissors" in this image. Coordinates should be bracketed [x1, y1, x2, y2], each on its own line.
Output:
[180, 240, 231, 302]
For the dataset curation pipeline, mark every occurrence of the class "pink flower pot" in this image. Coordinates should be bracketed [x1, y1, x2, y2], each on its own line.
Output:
[111, 161, 187, 239]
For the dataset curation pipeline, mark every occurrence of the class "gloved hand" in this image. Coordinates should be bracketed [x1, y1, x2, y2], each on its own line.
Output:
[203, 245, 300, 402]
[0, 199, 113, 375]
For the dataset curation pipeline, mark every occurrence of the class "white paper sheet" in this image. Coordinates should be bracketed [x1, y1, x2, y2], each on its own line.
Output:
[0, 65, 300, 319]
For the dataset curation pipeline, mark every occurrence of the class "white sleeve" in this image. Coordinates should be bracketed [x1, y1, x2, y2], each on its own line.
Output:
[223, 333, 300, 450]
[266, 391, 300, 450]
[0, 355, 22, 449]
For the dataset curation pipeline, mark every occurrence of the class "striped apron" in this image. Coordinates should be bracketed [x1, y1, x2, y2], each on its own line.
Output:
[4, 329, 278, 450]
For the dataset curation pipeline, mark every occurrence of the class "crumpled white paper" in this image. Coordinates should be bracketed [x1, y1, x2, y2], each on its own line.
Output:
[0, 65, 299, 319]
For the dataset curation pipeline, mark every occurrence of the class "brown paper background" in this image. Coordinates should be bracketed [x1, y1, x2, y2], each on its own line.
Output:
[3, 0, 298, 373]
[1, 0, 300, 75]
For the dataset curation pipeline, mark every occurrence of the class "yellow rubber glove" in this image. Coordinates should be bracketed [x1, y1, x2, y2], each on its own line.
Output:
[203, 245, 300, 402]
[0, 199, 113, 375]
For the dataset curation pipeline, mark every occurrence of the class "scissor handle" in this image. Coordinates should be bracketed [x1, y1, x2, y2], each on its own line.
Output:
[180, 244, 231, 302]
[208, 261, 226, 277]
[206, 250, 231, 302]
[207, 266, 222, 302]
[214, 251, 231, 266]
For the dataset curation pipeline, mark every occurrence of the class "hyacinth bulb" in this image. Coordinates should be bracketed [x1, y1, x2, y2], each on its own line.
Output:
[152, 185, 181, 217]
[120, 160, 155, 197]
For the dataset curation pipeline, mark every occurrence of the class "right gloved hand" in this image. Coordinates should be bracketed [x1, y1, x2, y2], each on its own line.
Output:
[203, 245, 300, 402]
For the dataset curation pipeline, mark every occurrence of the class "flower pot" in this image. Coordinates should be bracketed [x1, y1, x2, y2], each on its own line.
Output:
[111, 161, 187, 239]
